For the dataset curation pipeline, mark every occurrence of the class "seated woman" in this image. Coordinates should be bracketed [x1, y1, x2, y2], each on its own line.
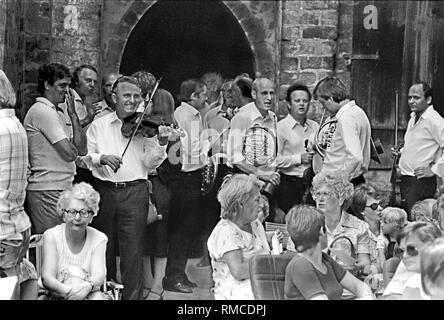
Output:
[288, 171, 371, 270]
[383, 221, 442, 300]
[207, 174, 280, 300]
[421, 237, 444, 299]
[285, 205, 374, 300]
[41, 183, 109, 300]
[350, 184, 385, 290]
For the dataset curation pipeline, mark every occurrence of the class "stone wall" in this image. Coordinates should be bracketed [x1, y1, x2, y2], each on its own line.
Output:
[280, 0, 348, 121]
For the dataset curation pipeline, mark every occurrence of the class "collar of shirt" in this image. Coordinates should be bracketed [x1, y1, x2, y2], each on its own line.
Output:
[35, 97, 64, 113]
[0, 108, 15, 118]
[181, 101, 201, 118]
[285, 114, 314, 130]
[335, 100, 356, 119]
[108, 111, 121, 125]
[96, 99, 114, 113]
[409, 105, 434, 121]
[73, 89, 84, 104]
[328, 211, 356, 235]
[243, 102, 275, 122]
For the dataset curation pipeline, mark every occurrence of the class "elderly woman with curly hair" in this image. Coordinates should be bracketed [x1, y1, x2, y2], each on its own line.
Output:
[285, 205, 374, 300]
[207, 174, 278, 300]
[41, 183, 108, 300]
[308, 171, 371, 271]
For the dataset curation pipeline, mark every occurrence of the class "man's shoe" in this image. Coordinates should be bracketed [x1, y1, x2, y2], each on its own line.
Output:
[184, 278, 198, 288]
[164, 281, 193, 294]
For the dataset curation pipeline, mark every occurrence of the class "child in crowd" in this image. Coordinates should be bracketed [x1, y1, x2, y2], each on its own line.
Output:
[380, 207, 408, 260]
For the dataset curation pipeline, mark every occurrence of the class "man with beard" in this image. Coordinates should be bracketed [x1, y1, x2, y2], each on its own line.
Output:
[24, 63, 87, 234]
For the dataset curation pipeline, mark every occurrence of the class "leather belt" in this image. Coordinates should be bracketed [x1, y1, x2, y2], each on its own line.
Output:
[96, 179, 147, 189]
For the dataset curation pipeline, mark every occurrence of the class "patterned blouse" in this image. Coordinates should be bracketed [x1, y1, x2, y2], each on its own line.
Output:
[207, 218, 270, 300]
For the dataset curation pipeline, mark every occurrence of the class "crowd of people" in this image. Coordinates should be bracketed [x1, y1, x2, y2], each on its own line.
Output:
[1, 61, 444, 301]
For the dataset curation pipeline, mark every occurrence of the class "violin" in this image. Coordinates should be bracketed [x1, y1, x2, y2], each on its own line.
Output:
[121, 112, 183, 139]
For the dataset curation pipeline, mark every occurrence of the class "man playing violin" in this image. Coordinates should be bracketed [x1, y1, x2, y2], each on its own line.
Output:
[313, 76, 371, 186]
[24, 63, 87, 234]
[398, 82, 444, 219]
[85, 76, 169, 300]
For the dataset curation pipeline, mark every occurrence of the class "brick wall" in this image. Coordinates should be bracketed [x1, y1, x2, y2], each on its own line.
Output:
[280, 0, 341, 121]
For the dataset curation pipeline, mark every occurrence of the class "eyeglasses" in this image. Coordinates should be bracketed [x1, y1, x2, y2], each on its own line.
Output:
[395, 244, 419, 257]
[365, 202, 382, 211]
[312, 191, 335, 200]
[62, 209, 93, 218]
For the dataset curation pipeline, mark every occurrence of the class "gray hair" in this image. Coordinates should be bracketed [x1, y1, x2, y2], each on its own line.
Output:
[57, 182, 101, 217]
[421, 237, 444, 296]
[312, 171, 354, 206]
[0, 70, 16, 108]
[217, 174, 264, 221]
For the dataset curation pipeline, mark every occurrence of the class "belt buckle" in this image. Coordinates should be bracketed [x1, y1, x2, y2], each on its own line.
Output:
[115, 182, 126, 188]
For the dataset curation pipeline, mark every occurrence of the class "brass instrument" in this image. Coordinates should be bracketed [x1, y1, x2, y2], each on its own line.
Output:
[312, 110, 338, 173]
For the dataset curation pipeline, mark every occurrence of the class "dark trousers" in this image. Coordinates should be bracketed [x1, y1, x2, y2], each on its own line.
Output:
[400, 175, 436, 220]
[91, 179, 148, 300]
[165, 169, 203, 284]
[275, 174, 306, 214]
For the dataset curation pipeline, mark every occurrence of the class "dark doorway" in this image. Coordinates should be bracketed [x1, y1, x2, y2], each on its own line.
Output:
[120, 0, 255, 102]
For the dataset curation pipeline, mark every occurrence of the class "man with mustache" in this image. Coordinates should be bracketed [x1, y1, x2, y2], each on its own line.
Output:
[24, 63, 87, 234]
[398, 82, 444, 219]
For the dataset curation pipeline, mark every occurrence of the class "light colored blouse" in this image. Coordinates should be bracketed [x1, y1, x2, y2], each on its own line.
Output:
[44, 223, 107, 282]
[207, 218, 270, 300]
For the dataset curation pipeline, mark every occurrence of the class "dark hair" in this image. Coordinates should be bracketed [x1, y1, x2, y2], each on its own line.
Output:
[286, 83, 312, 103]
[131, 71, 156, 98]
[234, 77, 253, 99]
[286, 205, 325, 252]
[37, 63, 71, 94]
[350, 183, 378, 220]
[71, 64, 98, 88]
[178, 79, 206, 103]
[150, 88, 175, 124]
[313, 76, 349, 103]
[111, 76, 140, 93]
[413, 82, 433, 101]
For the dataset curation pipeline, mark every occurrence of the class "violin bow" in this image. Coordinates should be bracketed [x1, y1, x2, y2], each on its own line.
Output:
[115, 78, 162, 172]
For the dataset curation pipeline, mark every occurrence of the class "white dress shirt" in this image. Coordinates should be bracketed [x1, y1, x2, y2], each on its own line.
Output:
[227, 102, 277, 173]
[174, 102, 208, 172]
[85, 112, 167, 182]
[276, 114, 319, 177]
[321, 100, 371, 180]
[399, 105, 444, 177]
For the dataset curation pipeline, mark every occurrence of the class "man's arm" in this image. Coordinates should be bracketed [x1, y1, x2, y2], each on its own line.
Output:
[428, 118, 444, 177]
[339, 119, 363, 178]
[66, 90, 87, 156]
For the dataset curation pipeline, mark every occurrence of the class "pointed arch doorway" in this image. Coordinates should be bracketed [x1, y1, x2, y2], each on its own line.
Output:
[119, 0, 255, 101]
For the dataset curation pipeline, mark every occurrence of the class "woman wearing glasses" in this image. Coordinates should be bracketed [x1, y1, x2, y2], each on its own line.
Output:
[285, 205, 374, 300]
[350, 184, 385, 273]
[41, 183, 108, 300]
[383, 221, 442, 299]
[310, 171, 372, 271]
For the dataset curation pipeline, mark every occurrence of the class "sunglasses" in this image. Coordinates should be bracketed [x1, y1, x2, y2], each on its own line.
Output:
[365, 202, 382, 211]
[395, 244, 419, 257]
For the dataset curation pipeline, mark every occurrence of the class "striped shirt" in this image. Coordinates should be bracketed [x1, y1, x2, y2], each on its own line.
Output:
[0, 109, 31, 240]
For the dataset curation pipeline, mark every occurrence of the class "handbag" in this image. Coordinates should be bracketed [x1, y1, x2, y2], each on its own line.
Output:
[327, 235, 363, 279]
[146, 180, 162, 225]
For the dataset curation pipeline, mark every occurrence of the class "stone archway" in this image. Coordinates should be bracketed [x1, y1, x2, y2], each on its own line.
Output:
[101, 0, 280, 84]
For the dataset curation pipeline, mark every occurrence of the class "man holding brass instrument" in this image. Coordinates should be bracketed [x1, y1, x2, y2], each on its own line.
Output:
[227, 78, 280, 193]
[312, 76, 371, 186]
[398, 82, 444, 219]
